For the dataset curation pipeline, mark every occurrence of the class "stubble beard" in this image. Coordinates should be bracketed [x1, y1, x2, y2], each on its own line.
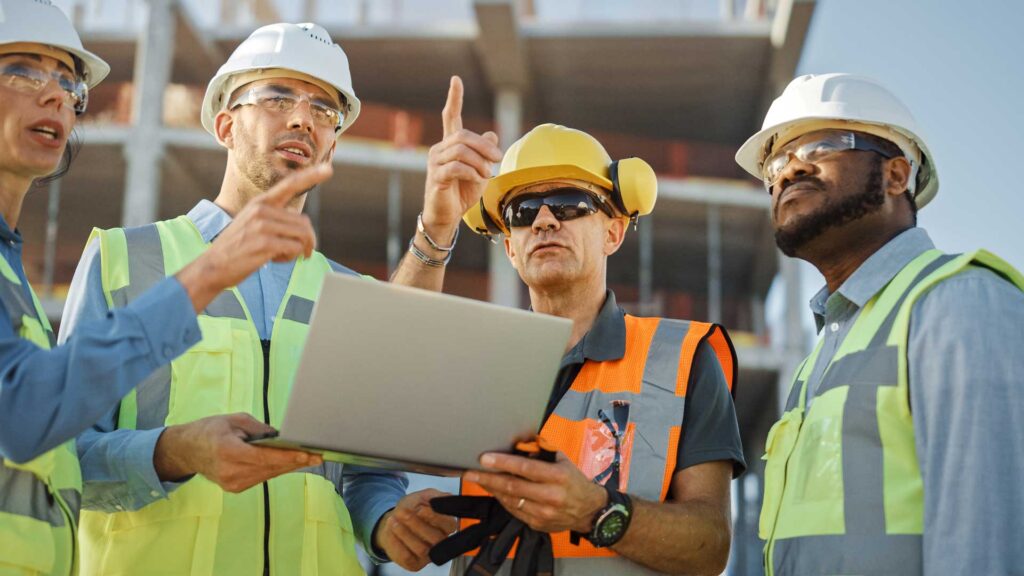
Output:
[774, 163, 885, 257]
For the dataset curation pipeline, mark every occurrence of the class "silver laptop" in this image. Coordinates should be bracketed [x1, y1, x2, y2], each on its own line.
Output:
[251, 273, 572, 476]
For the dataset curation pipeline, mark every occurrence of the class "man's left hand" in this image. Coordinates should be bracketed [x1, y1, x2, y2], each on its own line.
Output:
[374, 489, 457, 571]
[464, 451, 608, 534]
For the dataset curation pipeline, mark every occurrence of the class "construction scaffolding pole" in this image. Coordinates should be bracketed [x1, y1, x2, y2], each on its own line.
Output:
[489, 88, 522, 308]
[707, 204, 723, 324]
[122, 0, 175, 227]
[386, 171, 403, 275]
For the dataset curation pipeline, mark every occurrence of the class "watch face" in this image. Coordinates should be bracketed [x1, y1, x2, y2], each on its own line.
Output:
[592, 503, 630, 547]
[598, 511, 627, 541]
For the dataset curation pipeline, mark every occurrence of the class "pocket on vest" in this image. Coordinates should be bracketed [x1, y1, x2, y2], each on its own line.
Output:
[301, 474, 364, 576]
[91, 478, 224, 576]
[0, 512, 55, 574]
[168, 318, 236, 423]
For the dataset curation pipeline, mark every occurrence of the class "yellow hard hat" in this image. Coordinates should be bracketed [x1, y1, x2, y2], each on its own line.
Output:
[463, 124, 658, 236]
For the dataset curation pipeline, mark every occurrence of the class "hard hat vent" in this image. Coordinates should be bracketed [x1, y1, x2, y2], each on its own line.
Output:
[298, 23, 332, 46]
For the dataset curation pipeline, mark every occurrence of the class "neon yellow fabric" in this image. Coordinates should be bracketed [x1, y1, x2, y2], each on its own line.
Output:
[0, 255, 82, 576]
[80, 216, 364, 576]
[761, 249, 1024, 575]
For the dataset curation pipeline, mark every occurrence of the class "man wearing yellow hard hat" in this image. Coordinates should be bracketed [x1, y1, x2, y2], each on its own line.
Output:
[448, 124, 745, 575]
[60, 21, 500, 575]
[741, 73, 1024, 575]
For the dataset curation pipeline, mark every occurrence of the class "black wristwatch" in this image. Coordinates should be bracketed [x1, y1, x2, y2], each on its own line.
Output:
[584, 485, 632, 548]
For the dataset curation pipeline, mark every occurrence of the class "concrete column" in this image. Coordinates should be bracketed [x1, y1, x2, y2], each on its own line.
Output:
[122, 0, 175, 227]
[778, 251, 805, 413]
[707, 204, 722, 324]
[386, 171, 402, 275]
[42, 179, 61, 296]
[489, 88, 522, 308]
[638, 216, 653, 311]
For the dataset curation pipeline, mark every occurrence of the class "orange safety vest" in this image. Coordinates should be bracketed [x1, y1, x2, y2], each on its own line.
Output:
[457, 315, 735, 574]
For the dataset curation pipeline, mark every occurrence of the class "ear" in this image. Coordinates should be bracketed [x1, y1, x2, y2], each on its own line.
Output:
[604, 216, 628, 256]
[503, 235, 521, 272]
[214, 110, 235, 149]
[884, 156, 912, 198]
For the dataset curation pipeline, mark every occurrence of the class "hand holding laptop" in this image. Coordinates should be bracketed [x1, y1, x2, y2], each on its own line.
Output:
[155, 413, 321, 493]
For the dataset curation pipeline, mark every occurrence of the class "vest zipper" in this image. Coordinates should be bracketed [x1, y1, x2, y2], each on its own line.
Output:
[261, 339, 272, 576]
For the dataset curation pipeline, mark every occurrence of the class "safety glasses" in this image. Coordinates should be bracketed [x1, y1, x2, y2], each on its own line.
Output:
[761, 130, 896, 190]
[0, 57, 88, 115]
[501, 188, 615, 229]
[230, 84, 345, 131]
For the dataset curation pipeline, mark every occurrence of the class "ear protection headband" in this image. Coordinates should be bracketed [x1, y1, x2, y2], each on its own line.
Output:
[464, 157, 658, 239]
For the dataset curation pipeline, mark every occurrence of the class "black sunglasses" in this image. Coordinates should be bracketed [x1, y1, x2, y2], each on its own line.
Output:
[501, 188, 615, 229]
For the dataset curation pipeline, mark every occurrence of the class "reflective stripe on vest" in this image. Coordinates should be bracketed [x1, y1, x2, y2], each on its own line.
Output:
[761, 249, 1024, 576]
[79, 216, 364, 576]
[0, 253, 82, 576]
[456, 315, 736, 575]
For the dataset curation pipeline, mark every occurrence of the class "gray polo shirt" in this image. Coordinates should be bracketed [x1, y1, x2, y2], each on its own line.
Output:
[800, 227, 1024, 575]
[544, 291, 746, 481]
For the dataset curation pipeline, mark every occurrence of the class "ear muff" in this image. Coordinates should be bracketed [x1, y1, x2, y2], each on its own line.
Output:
[609, 157, 658, 220]
[461, 198, 505, 239]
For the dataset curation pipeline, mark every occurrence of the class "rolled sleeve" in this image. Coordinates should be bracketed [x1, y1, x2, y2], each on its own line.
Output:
[341, 464, 409, 562]
[677, 342, 746, 478]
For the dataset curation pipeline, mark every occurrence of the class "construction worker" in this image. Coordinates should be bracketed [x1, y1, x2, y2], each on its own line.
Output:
[59, 24, 501, 575]
[447, 124, 745, 575]
[0, 3, 336, 575]
[737, 73, 1024, 575]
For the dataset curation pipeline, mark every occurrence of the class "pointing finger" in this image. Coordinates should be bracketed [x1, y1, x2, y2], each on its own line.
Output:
[442, 75, 464, 137]
[264, 164, 333, 208]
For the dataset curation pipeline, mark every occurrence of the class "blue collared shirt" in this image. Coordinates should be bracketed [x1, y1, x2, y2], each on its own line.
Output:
[61, 200, 406, 558]
[801, 227, 1024, 574]
[0, 215, 199, 464]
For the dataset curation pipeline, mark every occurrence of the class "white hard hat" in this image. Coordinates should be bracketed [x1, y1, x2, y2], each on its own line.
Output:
[201, 22, 361, 139]
[0, 0, 110, 87]
[736, 73, 938, 208]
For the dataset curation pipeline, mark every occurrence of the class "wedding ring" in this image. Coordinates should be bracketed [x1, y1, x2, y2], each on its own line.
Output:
[516, 497, 526, 510]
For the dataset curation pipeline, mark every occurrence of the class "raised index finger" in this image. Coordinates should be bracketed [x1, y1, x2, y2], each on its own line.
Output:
[442, 75, 464, 137]
[264, 164, 333, 208]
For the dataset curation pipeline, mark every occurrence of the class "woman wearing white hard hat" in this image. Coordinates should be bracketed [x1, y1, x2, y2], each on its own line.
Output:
[0, 3, 329, 574]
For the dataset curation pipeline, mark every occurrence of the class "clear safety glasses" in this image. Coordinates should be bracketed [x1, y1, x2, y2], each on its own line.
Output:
[0, 56, 88, 115]
[761, 130, 896, 191]
[229, 84, 344, 131]
[501, 188, 615, 229]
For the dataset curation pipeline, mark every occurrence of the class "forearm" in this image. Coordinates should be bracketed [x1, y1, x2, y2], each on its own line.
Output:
[78, 422, 186, 512]
[343, 464, 409, 556]
[611, 497, 731, 575]
[0, 279, 198, 463]
[389, 218, 458, 291]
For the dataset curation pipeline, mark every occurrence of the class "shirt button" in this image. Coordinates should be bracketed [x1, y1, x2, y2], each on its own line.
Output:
[115, 504, 124, 511]
[150, 490, 160, 498]
[163, 345, 174, 358]
[830, 322, 840, 333]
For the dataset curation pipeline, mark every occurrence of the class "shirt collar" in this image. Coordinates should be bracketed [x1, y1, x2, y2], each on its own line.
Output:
[0, 215, 22, 245]
[810, 227, 935, 330]
[562, 290, 627, 366]
[186, 199, 234, 244]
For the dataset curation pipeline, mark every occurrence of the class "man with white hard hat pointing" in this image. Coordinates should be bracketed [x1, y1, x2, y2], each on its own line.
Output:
[61, 22, 501, 575]
[741, 73, 1024, 575]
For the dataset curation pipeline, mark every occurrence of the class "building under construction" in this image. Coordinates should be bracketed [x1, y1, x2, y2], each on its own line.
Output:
[24, 1, 816, 573]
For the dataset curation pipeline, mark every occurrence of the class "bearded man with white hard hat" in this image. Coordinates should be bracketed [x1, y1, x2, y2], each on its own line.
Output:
[740, 73, 1024, 575]
[60, 23, 501, 575]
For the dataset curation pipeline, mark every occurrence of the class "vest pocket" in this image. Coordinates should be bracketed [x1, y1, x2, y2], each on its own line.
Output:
[93, 478, 224, 576]
[759, 408, 802, 539]
[0, 512, 55, 574]
[168, 317, 235, 424]
[301, 474, 365, 576]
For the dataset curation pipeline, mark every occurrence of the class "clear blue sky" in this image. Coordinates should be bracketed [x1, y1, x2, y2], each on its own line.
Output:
[795, 0, 1024, 298]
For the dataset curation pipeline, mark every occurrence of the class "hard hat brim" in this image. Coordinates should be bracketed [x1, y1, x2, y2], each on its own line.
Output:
[735, 117, 939, 208]
[481, 164, 615, 223]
